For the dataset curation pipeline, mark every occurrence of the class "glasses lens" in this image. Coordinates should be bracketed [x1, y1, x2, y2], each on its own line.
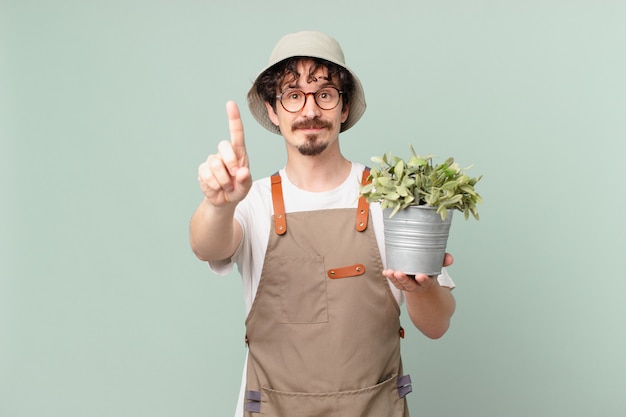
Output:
[280, 90, 305, 112]
[315, 88, 340, 110]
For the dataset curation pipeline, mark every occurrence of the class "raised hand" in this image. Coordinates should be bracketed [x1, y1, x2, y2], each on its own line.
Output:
[198, 101, 252, 207]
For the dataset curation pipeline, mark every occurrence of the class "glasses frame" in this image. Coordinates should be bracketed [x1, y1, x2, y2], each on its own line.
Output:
[275, 86, 344, 113]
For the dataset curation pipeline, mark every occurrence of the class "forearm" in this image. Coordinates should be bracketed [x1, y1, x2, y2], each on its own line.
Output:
[189, 197, 242, 262]
[405, 283, 455, 339]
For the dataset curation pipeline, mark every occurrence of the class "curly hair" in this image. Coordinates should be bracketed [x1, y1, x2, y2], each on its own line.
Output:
[255, 57, 355, 112]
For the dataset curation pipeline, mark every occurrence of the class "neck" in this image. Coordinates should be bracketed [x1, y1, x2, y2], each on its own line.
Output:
[284, 144, 352, 192]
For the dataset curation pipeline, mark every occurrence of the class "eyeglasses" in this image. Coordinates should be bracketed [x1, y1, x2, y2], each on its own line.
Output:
[276, 86, 343, 113]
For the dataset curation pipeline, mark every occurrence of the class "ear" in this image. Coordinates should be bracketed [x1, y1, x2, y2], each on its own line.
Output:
[265, 102, 280, 126]
[341, 103, 350, 124]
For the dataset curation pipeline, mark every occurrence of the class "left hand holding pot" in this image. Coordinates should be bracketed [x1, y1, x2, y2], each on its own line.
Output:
[383, 253, 454, 293]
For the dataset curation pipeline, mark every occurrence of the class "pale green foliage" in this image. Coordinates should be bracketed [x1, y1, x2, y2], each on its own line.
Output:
[360, 145, 483, 220]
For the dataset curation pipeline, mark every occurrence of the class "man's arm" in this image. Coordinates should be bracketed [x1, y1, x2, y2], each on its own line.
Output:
[403, 282, 455, 339]
[190, 198, 242, 262]
[189, 101, 252, 262]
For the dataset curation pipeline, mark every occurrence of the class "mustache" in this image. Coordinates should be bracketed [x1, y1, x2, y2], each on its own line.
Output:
[292, 120, 332, 130]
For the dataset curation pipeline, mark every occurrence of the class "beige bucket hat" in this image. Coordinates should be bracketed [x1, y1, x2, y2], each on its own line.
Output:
[247, 30, 366, 135]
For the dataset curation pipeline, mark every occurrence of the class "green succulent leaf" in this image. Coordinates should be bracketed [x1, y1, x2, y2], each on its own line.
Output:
[459, 184, 476, 195]
[386, 192, 400, 201]
[375, 177, 396, 188]
[394, 160, 405, 180]
[441, 180, 459, 191]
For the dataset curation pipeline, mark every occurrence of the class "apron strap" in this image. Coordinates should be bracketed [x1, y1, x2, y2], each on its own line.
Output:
[271, 174, 287, 235]
[356, 168, 371, 232]
[245, 390, 262, 413]
[397, 374, 413, 399]
[272, 169, 370, 235]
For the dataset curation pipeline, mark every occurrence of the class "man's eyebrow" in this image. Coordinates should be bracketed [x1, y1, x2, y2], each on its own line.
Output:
[281, 82, 297, 90]
[281, 79, 336, 91]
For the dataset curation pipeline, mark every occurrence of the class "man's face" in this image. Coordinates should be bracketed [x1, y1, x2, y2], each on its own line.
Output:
[266, 59, 350, 156]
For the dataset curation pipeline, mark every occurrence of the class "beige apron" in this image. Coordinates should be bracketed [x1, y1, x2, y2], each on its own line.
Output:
[244, 172, 411, 417]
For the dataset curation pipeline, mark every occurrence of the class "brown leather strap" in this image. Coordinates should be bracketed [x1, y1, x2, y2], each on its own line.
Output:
[327, 264, 366, 279]
[356, 169, 371, 232]
[270, 175, 287, 235]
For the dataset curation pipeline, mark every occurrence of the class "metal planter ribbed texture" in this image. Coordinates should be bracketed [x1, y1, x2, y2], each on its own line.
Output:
[382, 206, 453, 276]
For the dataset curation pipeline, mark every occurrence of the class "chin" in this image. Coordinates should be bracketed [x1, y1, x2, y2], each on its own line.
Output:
[298, 144, 328, 156]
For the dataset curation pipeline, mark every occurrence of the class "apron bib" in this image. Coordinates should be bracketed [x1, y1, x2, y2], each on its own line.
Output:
[244, 173, 411, 417]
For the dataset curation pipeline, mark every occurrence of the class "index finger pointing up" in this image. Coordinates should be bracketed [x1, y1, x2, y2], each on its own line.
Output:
[226, 100, 245, 149]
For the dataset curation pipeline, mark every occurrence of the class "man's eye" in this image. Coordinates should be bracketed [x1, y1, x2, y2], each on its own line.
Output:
[283, 91, 302, 101]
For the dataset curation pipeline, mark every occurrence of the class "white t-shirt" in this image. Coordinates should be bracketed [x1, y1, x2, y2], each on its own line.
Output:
[208, 162, 455, 416]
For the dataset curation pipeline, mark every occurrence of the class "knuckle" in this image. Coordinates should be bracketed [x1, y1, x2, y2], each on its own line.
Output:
[206, 154, 224, 170]
[198, 164, 212, 181]
[217, 140, 233, 153]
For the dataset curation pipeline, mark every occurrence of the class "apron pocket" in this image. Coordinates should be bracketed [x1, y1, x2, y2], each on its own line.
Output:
[277, 255, 328, 324]
[258, 374, 403, 417]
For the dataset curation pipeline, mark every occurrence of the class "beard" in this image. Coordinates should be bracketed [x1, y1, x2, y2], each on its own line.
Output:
[292, 119, 333, 156]
[297, 136, 328, 156]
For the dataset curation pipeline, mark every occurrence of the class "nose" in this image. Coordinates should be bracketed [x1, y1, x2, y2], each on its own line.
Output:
[301, 92, 322, 118]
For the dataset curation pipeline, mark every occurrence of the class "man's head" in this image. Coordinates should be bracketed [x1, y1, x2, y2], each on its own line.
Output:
[254, 56, 356, 119]
[247, 31, 366, 135]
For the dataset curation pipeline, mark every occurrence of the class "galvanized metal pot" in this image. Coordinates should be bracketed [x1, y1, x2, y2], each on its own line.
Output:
[382, 206, 453, 276]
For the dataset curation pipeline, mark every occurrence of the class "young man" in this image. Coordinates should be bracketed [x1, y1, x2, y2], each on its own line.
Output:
[190, 31, 456, 417]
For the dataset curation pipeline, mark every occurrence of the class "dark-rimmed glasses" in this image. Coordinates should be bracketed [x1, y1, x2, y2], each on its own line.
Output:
[276, 87, 343, 113]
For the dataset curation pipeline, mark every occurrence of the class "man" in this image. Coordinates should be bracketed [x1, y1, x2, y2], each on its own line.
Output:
[190, 31, 455, 417]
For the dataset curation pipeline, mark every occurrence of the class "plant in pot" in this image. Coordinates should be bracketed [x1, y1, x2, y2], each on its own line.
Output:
[360, 144, 483, 276]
